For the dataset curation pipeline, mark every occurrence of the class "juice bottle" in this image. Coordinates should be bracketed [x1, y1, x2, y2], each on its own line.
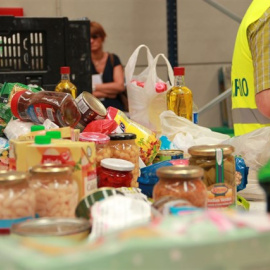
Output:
[55, 66, 77, 98]
[166, 67, 193, 121]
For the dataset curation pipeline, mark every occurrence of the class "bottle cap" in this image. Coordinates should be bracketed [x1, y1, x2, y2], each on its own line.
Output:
[173, 67, 185, 76]
[31, 125, 45, 132]
[60, 66, 70, 74]
[101, 158, 135, 171]
[46, 130, 62, 139]
[108, 133, 136, 141]
[155, 82, 167, 93]
[10, 90, 27, 120]
[79, 132, 110, 144]
[34, 135, 51, 145]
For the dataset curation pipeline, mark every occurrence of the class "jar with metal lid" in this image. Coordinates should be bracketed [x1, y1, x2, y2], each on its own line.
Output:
[108, 133, 140, 188]
[98, 158, 135, 188]
[0, 171, 35, 220]
[29, 163, 78, 218]
[153, 165, 207, 208]
[188, 144, 236, 208]
[79, 132, 111, 174]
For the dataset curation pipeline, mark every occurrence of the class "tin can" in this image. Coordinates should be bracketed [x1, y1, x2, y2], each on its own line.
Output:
[153, 150, 184, 163]
[11, 217, 91, 241]
[75, 91, 107, 131]
[75, 187, 124, 220]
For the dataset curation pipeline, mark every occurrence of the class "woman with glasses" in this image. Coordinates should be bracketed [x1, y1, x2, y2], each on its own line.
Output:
[90, 21, 127, 111]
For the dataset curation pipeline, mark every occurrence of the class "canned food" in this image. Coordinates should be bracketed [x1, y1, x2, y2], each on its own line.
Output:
[153, 150, 184, 163]
[29, 164, 78, 218]
[11, 217, 91, 241]
[188, 144, 236, 208]
[75, 187, 124, 220]
[75, 91, 107, 131]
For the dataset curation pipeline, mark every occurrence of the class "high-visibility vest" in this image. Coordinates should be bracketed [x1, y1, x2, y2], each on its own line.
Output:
[231, 1, 270, 136]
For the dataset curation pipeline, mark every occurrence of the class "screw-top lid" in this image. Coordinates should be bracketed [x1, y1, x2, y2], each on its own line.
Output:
[31, 125, 45, 132]
[10, 90, 28, 119]
[188, 144, 234, 157]
[60, 66, 70, 74]
[108, 133, 136, 141]
[0, 171, 28, 185]
[173, 67, 185, 76]
[34, 135, 51, 145]
[101, 158, 135, 171]
[79, 132, 110, 144]
[155, 82, 167, 93]
[46, 130, 62, 139]
[29, 163, 73, 175]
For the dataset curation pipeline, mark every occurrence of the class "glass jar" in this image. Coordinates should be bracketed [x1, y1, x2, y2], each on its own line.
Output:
[29, 164, 78, 217]
[98, 158, 135, 188]
[188, 144, 236, 208]
[108, 133, 140, 188]
[0, 171, 35, 220]
[153, 165, 207, 208]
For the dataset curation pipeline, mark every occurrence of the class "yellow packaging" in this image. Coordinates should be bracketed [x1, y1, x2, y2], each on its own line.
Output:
[108, 108, 160, 165]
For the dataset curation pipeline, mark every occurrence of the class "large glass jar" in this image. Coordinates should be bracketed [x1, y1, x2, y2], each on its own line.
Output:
[153, 165, 207, 208]
[188, 144, 236, 208]
[29, 164, 78, 217]
[0, 171, 35, 220]
[108, 133, 140, 188]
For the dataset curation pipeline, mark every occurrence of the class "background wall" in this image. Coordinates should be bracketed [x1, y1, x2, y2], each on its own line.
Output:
[1, 0, 252, 128]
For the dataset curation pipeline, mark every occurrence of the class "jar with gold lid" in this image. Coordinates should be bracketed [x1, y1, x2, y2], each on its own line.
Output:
[29, 163, 78, 218]
[153, 165, 207, 208]
[0, 171, 35, 220]
[188, 144, 236, 208]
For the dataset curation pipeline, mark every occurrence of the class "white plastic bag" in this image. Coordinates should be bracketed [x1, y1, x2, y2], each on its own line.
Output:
[125, 45, 174, 133]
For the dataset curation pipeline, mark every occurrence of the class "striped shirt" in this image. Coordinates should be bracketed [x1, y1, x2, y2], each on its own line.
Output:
[247, 7, 270, 94]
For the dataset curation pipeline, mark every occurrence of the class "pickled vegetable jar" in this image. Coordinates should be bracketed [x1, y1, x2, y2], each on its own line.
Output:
[108, 133, 140, 187]
[153, 165, 207, 208]
[188, 144, 236, 208]
[29, 164, 78, 217]
[98, 158, 135, 188]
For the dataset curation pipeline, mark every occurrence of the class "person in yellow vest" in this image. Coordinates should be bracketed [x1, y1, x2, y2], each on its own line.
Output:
[231, 1, 270, 136]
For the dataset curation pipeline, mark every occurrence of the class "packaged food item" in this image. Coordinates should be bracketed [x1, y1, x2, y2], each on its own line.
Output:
[106, 106, 160, 165]
[98, 158, 135, 188]
[153, 165, 207, 208]
[188, 144, 236, 208]
[167, 66, 193, 121]
[108, 133, 140, 187]
[55, 66, 77, 98]
[83, 118, 118, 135]
[0, 171, 36, 232]
[11, 217, 91, 241]
[153, 149, 184, 163]
[75, 91, 107, 131]
[0, 137, 9, 170]
[10, 90, 81, 128]
[29, 163, 78, 218]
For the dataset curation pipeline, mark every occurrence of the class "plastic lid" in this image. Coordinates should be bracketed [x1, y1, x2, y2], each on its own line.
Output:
[108, 133, 136, 140]
[34, 135, 51, 145]
[173, 67, 185, 76]
[79, 132, 110, 144]
[46, 130, 62, 139]
[31, 125, 45, 132]
[10, 90, 27, 119]
[101, 158, 135, 171]
[61, 66, 70, 74]
[155, 82, 167, 93]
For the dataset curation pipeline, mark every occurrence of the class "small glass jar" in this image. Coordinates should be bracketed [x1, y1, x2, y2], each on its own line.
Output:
[29, 163, 78, 218]
[153, 165, 207, 208]
[0, 171, 35, 220]
[188, 144, 236, 208]
[108, 133, 140, 188]
[98, 158, 135, 188]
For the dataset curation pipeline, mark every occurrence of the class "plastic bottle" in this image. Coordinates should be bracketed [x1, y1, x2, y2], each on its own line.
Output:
[10, 90, 81, 128]
[192, 101, 199, 124]
[166, 67, 193, 121]
[55, 66, 77, 98]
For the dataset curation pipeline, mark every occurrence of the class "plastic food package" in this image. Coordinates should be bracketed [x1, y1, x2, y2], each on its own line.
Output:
[83, 119, 118, 135]
[4, 119, 34, 140]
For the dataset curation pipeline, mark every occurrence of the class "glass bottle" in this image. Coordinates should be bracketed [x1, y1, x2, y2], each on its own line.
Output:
[166, 67, 193, 121]
[55, 66, 77, 98]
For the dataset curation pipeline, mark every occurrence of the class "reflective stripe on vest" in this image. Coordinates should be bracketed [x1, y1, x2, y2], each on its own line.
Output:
[232, 108, 270, 124]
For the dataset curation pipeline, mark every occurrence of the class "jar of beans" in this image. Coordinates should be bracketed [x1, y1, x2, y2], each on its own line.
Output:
[98, 158, 135, 188]
[0, 171, 35, 220]
[108, 133, 140, 187]
[29, 164, 78, 218]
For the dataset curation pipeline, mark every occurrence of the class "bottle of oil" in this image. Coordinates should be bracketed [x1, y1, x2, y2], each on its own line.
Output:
[167, 67, 193, 121]
[55, 66, 77, 98]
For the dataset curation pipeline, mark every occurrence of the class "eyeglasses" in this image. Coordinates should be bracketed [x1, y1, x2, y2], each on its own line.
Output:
[91, 34, 100, 39]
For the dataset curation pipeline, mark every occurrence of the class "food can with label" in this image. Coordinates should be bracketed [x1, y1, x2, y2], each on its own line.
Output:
[153, 149, 184, 163]
[188, 144, 236, 208]
[75, 91, 107, 131]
